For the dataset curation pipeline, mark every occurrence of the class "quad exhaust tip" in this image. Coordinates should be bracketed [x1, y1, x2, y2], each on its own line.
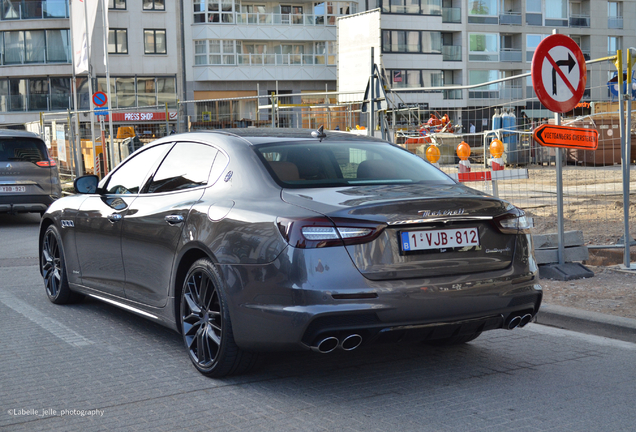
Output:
[311, 334, 363, 353]
[519, 313, 533, 328]
[340, 334, 362, 351]
[507, 313, 534, 330]
[311, 336, 339, 354]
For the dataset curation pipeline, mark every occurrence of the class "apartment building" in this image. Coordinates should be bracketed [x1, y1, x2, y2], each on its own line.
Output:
[338, 0, 635, 128]
[182, 0, 360, 126]
[0, 0, 179, 135]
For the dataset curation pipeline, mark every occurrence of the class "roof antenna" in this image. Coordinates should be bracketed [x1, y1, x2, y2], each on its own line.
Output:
[311, 125, 326, 142]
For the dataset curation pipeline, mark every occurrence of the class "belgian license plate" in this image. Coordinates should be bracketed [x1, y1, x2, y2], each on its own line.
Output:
[0, 186, 26, 193]
[400, 227, 480, 252]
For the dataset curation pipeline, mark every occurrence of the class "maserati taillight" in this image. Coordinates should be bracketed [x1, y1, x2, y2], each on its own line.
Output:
[277, 217, 386, 248]
[494, 206, 533, 234]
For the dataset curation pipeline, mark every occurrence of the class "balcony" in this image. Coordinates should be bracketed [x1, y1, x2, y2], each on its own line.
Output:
[443, 89, 462, 100]
[500, 48, 522, 62]
[442, 45, 461, 61]
[501, 85, 522, 99]
[469, 52, 499, 62]
[499, 12, 522, 25]
[196, 12, 339, 26]
[569, 14, 590, 27]
[526, 50, 535, 62]
[525, 86, 536, 99]
[608, 17, 623, 29]
[526, 13, 542, 26]
[235, 53, 335, 66]
[545, 17, 568, 27]
[1, 0, 69, 20]
[469, 90, 499, 99]
[442, 7, 460, 23]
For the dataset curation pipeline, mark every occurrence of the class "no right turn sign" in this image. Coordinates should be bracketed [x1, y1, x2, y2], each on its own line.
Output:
[531, 34, 587, 113]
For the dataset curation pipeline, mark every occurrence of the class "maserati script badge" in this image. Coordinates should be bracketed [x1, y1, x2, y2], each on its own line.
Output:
[418, 209, 466, 217]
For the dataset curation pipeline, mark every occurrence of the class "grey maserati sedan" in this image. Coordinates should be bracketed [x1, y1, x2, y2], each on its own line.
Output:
[39, 128, 541, 377]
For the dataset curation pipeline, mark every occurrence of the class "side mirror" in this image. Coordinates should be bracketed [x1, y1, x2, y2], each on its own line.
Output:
[74, 175, 99, 194]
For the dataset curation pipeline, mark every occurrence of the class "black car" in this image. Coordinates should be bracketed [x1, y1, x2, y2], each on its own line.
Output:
[39, 128, 541, 377]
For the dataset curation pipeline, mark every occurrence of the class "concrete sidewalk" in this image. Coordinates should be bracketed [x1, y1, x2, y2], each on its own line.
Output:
[536, 303, 636, 343]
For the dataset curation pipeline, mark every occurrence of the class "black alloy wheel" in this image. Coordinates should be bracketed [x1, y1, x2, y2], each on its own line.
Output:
[41, 225, 80, 304]
[180, 258, 258, 377]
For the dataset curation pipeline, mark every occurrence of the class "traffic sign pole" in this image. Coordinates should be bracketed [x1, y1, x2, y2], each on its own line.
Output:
[626, 49, 636, 269]
[617, 49, 635, 270]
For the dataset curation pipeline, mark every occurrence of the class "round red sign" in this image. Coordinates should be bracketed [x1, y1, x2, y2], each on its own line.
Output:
[92, 91, 108, 107]
[531, 34, 587, 113]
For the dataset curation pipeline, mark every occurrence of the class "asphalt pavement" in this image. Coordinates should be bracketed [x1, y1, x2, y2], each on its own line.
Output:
[2, 212, 636, 431]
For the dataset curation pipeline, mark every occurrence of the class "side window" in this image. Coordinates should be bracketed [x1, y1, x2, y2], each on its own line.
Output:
[146, 142, 218, 193]
[104, 143, 171, 194]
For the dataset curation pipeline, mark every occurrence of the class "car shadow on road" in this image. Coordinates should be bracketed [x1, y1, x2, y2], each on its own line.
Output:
[0, 213, 42, 226]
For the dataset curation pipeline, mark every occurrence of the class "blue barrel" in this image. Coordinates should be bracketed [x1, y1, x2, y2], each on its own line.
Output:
[492, 108, 502, 131]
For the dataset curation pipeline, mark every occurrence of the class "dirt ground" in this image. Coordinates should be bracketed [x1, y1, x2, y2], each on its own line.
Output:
[483, 165, 636, 320]
[522, 167, 636, 320]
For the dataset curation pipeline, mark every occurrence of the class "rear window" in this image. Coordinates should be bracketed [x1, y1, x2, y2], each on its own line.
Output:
[256, 141, 454, 188]
[0, 138, 46, 163]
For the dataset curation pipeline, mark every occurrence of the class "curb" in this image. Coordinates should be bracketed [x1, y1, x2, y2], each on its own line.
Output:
[536, 303, 636, 344]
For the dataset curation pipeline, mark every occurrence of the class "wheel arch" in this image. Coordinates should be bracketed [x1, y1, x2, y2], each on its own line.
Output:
[172, 246, 215, 333]
[38, 217, 55, 272]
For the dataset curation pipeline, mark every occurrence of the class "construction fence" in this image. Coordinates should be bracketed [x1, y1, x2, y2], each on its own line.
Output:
[28, 55, 635, 247]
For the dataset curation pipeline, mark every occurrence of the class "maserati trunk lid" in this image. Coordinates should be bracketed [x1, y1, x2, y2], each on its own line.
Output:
[282, 184, 517, 280]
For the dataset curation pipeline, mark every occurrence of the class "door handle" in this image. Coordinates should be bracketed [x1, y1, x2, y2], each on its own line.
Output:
[165, 214, 184, 225]
[107, 213, 123, 222]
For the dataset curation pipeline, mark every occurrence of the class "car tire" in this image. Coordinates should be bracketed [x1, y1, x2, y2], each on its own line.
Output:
[422, 332, 482, 346]
[180, 258, 258, 377]
[41, 225, 83, 304]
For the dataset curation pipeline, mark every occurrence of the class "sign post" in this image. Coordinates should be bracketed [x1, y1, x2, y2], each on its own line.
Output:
[531, 31, 593, 280]
[92, 92, 108, 177]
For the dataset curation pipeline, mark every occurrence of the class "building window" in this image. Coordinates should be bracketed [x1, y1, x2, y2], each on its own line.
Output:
[379, 0, 441, 15]
[469, 70, 500, 98]
[544, 0, 567, 26]
[468, 0, 497, 15]
[0, 0, 69, 19]
[108, 29, 128, 54]
[137, 77, 156, 106]
[382, 30, 441, 54]
[157, 77, 177, 107]
[238, 42, 270, 65]
[46, 29, 71, 62]
[115, 77, 136, 107]
[25, 30, 46, 63]
[468, 0, 498, 23]
[387, 69, 443, 89]
[205, 0, 236, 23]
[525, 0, 542, 25]
[109, 0, 126, 10]
[0, 76, 73, 112]
[608, 36, 621, 56]
[608, 2, 623, 28]
[143, 0, 165, 11]
[526, 34, 545, 62]
[193, 40, 238, 65]
[0, 29, 71, 65]
[469, 33, 499, 61]
[144, 29, 166, 54]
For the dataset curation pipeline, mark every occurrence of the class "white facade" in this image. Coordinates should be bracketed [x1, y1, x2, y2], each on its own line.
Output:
[337, 0, 636, 127]
[0, 0, 179, 127]
[182, 0, 360, 124]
